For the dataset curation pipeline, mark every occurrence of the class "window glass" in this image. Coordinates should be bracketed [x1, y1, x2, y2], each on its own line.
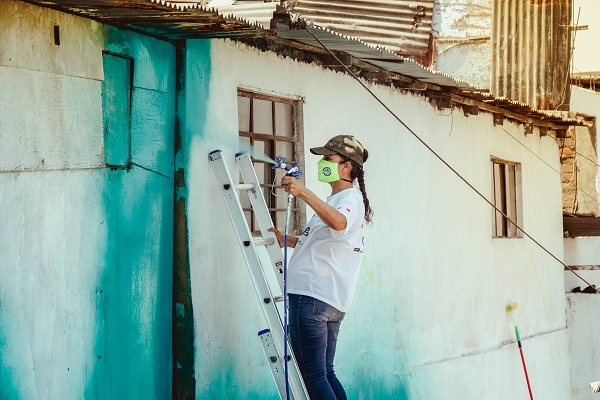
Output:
[238, 96, 251, 132]
[253, 99, 273, 135]
[275, 102, 294, 137]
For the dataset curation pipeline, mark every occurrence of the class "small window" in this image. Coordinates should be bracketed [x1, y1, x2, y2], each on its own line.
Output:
[491, 158, 522, 238]
[102, 52, 133, 167]
[237, 90, 303, 234]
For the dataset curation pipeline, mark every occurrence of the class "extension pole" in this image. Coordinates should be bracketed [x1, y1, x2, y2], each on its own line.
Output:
[514, 325, 534, 400]
[283, 192, 293, 400]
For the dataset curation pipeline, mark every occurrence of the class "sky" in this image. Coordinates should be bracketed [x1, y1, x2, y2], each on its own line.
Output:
[572, 0, 600, 74]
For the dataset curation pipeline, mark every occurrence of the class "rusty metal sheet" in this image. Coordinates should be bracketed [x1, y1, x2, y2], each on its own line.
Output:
[491, 0, 572, 110]
[291, 0, 434, 62]
[20, 0, 266, 39]
[275, 23, 468, 88]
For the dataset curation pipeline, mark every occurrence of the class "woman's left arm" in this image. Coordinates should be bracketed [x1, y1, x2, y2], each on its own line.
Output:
[281, 176, 347, 231]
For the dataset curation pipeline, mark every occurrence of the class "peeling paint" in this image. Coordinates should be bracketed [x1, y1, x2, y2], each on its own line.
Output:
[172, 40, 199, 400]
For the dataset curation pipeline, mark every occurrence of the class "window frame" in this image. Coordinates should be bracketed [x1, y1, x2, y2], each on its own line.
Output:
[237, 89, 306, 235]
[491, 157, 523, 238]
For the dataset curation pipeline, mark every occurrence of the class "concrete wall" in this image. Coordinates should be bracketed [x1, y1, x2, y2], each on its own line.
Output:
[567, 294, 600, 400]
[432, 0, 492, 90]
[564, 87, 600, 398]
[564, 86, 600, 291]
[182, 38, 570, 399]
[0, 1, 174, 398]
[569, 86, 600, 216]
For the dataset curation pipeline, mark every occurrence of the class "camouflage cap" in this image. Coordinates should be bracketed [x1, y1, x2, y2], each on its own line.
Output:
[310, 135, 366, 167]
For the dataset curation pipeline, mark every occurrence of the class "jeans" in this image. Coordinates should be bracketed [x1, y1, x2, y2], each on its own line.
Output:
[288, 294, 347, 400]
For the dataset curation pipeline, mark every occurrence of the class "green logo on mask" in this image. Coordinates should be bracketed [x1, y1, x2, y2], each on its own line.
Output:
[318, 159, 340, 183]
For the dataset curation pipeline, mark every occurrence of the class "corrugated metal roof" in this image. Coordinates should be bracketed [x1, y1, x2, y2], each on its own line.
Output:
[274, 24, 465, 88]
[19, 0, 583, 129]
[21, 0, 266, 39]
[210, 2, 277, 29]
[291, 0, 433, 61]
[193, 0, 435, 63]
[491, 0, 572, 110]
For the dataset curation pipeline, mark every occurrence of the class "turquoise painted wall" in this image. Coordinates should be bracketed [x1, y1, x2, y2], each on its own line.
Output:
[0, 4, 175, 397]
[89, 26, 176, 399]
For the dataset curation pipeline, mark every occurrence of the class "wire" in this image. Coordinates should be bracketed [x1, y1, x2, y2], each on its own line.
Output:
[555, 7, 581, 111]
[271, 169, 288, 198]
[500, 127, 599, 211]
[304, 26, 600, 294]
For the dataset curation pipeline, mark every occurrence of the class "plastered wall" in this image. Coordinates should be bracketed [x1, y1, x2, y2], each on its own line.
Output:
[0, 1, 174, 398]
[183, 38, 570, 399]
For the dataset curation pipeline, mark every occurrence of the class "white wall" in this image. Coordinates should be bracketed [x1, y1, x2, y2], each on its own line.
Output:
[0, 4, 106, 398]
[567, 294, 600, 400]
[186, 38, 570, 399]
[564, 86, 600, 291]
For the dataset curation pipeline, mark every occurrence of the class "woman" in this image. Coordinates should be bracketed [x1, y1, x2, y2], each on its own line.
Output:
[270, 134, 373, 400]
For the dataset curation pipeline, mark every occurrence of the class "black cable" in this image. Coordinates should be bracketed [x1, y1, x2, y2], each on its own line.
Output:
[501, 127, 598, 211]
[304, 26, 599, 293]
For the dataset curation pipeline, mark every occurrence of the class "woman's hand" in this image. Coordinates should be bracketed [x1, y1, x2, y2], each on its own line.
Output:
[281, 176, 306, 197]
[268, 227, 298, 248]
[268, 227, 284, 248]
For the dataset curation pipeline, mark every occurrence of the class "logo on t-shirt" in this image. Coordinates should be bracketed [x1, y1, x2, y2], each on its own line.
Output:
[302, 227, 311, 236]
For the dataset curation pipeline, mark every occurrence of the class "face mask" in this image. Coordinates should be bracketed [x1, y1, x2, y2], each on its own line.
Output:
[317, 159, 341, 183]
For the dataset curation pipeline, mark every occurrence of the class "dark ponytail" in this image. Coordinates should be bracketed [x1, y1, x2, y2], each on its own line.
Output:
[346, 149, 373, 224]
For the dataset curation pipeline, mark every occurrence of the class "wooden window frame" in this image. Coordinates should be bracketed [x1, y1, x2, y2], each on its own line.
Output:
[491, 157, 523, 238]
[237, 89, 305, 235]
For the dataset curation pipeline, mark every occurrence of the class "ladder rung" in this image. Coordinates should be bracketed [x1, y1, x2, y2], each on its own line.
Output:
[254, 237, 275, 246]
[234, 183, 255, 190]
[273, 295, 284, 303]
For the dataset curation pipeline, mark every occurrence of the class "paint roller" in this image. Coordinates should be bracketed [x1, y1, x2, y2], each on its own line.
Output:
[506, 302, 533, 400]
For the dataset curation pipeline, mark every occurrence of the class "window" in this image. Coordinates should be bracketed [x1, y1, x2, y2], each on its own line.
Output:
[237, 90, 303, 234]
[491, 158, 522, 238]
[102, 51, 133, 168]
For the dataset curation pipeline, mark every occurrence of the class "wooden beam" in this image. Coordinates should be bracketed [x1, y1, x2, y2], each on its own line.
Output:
[461, 104, 479, 116]
[564, 265, 600, 270]
[563, 215, 600, 237]
[451, 94, 568, 131]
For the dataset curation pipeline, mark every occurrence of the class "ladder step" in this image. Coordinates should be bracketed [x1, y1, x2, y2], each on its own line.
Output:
[258, 329, 304, 400]
[273, 295, 284, 303]
[235, 183, 255, 190]
[254, 237, 275, 247]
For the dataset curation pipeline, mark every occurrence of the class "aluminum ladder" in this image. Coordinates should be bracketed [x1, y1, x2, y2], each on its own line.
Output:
[208, 150, 309, 400]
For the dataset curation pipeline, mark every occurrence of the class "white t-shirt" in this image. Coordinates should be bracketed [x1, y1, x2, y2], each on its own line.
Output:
[287, 188, 365, 312]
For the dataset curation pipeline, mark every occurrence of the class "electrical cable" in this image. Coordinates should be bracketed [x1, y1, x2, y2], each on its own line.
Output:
[304, 26, 600, 294]
[500, 127, 599, 211]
